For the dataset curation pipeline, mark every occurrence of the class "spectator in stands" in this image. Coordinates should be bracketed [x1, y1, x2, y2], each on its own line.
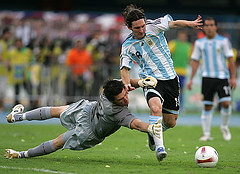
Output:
[0, 28, 11, 110]
[66, 39, 93, 98]
[8, 38, 33, 105]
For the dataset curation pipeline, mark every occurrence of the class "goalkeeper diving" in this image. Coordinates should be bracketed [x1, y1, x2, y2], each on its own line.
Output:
[4, 78, 162, 160]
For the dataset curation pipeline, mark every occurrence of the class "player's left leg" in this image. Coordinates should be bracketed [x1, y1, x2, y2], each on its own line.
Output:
[7, 104, 69, 123]
[5, 133, 66, 159]
[162, 113, 178, 130]
[217, 78, 232, 141]
[220, 101, 232, 141]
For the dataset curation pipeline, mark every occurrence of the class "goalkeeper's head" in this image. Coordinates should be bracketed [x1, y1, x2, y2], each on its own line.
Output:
[103, 79, 129, 106]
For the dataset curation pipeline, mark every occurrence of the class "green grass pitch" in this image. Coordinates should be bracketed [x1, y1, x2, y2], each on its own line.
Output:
[0, 124, 239, 174]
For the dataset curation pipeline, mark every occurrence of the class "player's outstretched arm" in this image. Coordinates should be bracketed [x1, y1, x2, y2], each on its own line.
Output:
[169, 15, 203, 29]
[130, 118, 161, 138]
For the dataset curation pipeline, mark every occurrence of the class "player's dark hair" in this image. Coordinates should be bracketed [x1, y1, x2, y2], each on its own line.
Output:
[204, 17, 217, 26]
[103, 80, 124, 101]
[122, 4, 145, 28]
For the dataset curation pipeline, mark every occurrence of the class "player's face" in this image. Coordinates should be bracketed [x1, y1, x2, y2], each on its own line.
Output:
[178, 32, 187, 42]
[130, 18, 146, 40]
[15, 40, 23, 50]
[203, 20, 217, 39]
[113, 88, 129, 106]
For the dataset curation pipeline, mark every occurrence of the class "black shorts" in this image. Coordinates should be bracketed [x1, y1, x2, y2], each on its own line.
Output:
[143, 76, 180, 114]
[202, 77, 231, 104]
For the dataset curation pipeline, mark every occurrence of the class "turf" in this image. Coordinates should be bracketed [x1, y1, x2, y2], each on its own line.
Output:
[0, 124, 239, 174]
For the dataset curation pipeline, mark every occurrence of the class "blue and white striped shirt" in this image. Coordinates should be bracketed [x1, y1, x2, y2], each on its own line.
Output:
[120, 14, 176, 80]
[191, 34, 234, 79]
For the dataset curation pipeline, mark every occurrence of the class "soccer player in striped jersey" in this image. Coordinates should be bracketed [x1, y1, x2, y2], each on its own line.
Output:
[120, 4, 203, 162]
[187, 17, 237, 141]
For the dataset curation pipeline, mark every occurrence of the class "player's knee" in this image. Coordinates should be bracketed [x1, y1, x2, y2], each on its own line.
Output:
[204, 105, 213, 111]
[164, 119, 176, 128]
[221, 101, 230, 109]
[150, 105, 162, 115]
[167, 122, 176, 128]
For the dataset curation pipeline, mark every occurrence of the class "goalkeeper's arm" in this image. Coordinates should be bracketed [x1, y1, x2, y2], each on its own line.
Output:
[130, 118, 161, 138]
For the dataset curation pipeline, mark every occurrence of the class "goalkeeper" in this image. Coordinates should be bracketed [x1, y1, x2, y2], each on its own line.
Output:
[4, 78, 161, 159]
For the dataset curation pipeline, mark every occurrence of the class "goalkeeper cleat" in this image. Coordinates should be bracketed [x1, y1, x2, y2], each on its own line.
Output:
[221, 127, 231, 141]
[156, 147, 167, 162]
[5, 149, 20, 159]
[148, 133, 156, 151]
[7, 104, 24, 123]
[199, 135, 213, 141]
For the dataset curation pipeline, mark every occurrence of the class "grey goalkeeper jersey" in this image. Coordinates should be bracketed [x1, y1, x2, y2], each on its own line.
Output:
[90, 94, 136, 138]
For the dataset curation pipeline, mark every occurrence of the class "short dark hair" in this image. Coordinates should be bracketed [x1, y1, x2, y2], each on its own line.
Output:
[203, 17, 217, 26]
[122, 4, 145, 28]
[103, 80, 124, 101]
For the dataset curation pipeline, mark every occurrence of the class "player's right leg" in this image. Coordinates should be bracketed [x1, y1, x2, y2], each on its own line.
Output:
[200, 77, 215, 141]
[199, 105, 214, 141]
[5, 133, 66, 159]
[7, 104, 69, 123]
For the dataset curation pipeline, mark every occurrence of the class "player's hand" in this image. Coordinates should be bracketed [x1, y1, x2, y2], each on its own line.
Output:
[230, 78, 237, 89]
[148, 118, 162, 138]
[189, 15, 203, 30]
[125, 84, 135, 91]
[138, 76, 157, 88]
[187, 80, 192, 90]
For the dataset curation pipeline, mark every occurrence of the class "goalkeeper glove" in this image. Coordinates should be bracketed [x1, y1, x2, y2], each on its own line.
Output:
[138, 76, 157, 88]
[148, 118, 162, 138]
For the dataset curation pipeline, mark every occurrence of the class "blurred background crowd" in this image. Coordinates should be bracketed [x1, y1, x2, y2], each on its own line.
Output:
[0, 10, 240, 113]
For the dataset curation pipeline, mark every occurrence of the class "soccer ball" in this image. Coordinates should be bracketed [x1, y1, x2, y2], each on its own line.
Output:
[195, 146, 218, 168]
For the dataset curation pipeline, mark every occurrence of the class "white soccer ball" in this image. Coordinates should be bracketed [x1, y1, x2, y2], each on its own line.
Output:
[195, 146, 218, 168]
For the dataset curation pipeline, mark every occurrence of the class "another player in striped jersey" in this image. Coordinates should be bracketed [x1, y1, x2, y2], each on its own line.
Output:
[187, 17, 237, 141]
[120, 4, 203, 162]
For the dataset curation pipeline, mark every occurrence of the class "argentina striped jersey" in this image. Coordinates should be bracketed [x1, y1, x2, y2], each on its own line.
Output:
[191, 34, 234, 79]
[120, 14, 176, 80]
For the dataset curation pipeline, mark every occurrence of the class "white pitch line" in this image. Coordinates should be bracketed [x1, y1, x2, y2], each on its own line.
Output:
[0, 166, 76, 174]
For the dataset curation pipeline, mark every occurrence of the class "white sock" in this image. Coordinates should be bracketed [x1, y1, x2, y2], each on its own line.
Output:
[201, 109, 213, 137]
[220, 106, 231, 129]
[149, 115, 164, 149]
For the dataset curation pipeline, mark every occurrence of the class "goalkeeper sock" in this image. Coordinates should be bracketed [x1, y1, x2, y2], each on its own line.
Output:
[220, 105, 231, 129]
[24, 107, 52, 121]
[20, 140, 56, 158]
[201, 109, 213, 137]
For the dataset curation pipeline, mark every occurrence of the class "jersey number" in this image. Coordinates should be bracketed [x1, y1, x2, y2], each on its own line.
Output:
[175, 97, 180, 107]
[223, 86, 231, 95]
